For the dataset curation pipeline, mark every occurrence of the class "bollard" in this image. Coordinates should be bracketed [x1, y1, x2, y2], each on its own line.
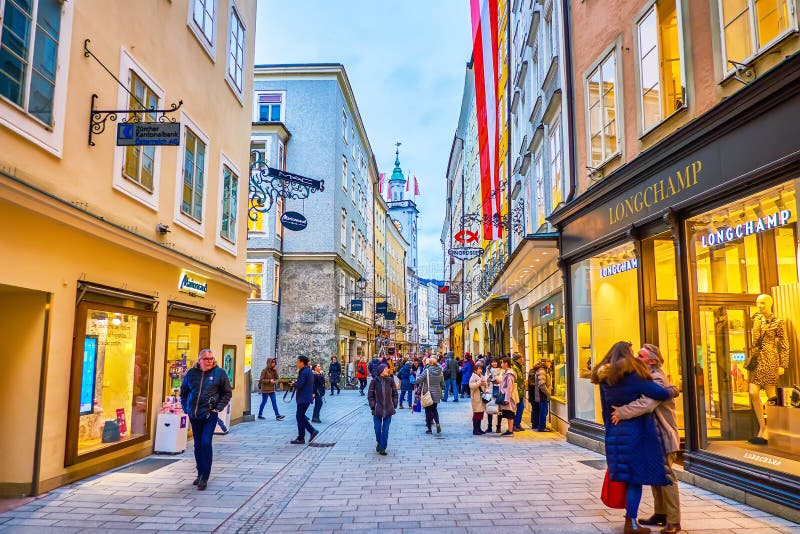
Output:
[241, 369, 255, 422]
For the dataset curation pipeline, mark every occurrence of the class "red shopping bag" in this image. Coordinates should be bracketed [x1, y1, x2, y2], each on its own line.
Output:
[601, 469, 627, 509]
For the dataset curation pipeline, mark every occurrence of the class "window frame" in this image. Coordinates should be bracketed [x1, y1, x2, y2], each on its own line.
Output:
[252, 90, 285, 123]
[350, 221, 356, 257]
[224, 1, 246, 102]
[584, 43, 623, 170]
[275, 196, 284, 240]
[341, 209, 347, 249]
[342, 109, 348, 143]
[634, 0, 688, 136]
[216, 153, 240, 255]
[548, 116, 563, 211]
[247, 138, 268, 233]
[173, 112, 210, 237]
[342, 155, 348, 191]
[246, 261, 264, 300]
[188, 0, 217, 61]
[272, 262, 281, 302]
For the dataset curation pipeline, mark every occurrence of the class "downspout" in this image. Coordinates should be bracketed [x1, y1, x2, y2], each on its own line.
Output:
[561, 0, 578, 203]
[273, 193, 285, 366]
[506, 0, 513, 258]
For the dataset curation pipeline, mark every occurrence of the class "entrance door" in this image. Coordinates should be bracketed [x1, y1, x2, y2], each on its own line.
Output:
[165, 319, 210, 396]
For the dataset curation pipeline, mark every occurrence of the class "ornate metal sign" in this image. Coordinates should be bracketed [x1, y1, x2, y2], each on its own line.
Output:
[280, 211, 308, 231]
[249, 151, 325, 220]
[455, 229, 479, 243]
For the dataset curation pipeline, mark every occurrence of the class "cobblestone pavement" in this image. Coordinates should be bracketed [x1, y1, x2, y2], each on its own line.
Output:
[1, 390, 798, 534]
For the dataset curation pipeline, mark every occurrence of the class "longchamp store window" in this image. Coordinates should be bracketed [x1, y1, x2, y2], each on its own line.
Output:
[571, 242, 641, 424]
[686, 179, 800, 476]
[165, 303, 212, 396]
[531, 298, 566, 400]
[67, 286, 156, 464]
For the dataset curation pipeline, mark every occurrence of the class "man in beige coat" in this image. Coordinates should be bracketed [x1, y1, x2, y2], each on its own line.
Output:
[611, 344, 681, 534]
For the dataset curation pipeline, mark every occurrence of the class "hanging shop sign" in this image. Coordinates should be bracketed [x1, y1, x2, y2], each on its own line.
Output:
[434, 326, 445, 334]
[178, 271, 208, 297]
[455, 229, 479, 243]
[446, 293, 461, 305]
[431, 318, 442, 326]
[376, 301, 388, 314]
[280, 211, 308, 231]
[350, 299, 363, 312]
[116, 122, 180, 146]
[540, 303, 555, 318]
[700, 210, 791, 248]
[438, 285, 450, 294]
[385, 311, 397, 321]
[600, 258, 639, 279]
[449, 247, 484, 260]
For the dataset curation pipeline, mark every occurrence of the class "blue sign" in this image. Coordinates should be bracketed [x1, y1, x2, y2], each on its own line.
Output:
[385, 311, 397, 321]
[350, 299, 363, 312]
[376, 301, 388, 314]
[116, 122, 181, 146]
[80, 336, 98, 415]
[280, 211, 308, 231]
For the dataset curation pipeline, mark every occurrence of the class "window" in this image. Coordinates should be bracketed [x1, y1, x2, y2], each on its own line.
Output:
[248, 141, 267, 232]
[549, 119, 562, 209]
[219, 165, 238, 243]
[257, 93, 282, 122]
[719, 0, 793, 68]
[342, 156, 348, 190]
[246, 262, 263, 299]
[637, 1, 684, 132]
[586, 50, 618, 167]
[351, 222, 356, 257]
[341, 209, 347, 248]
[226, 6, 245, 92]
[122, 72, 159, 191]
[342, 109, 348, 142]
[275, 197, 283, 239]
[192, 0, 215, 45]
[351, 173, 357, 203]
[0, 0, 62, 125]
[181, 128, 206, 222]
[278, 142, 286, 170]
[273, 263, 280, 301]
[535, 153, 545, 229]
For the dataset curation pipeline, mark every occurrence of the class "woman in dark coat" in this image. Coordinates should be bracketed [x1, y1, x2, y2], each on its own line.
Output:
[591, 341, 673, 534]
[368, 363, 398, 455]
[328, 357, 342, 395]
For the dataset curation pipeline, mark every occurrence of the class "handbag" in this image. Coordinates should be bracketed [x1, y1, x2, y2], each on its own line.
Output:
[600, 469, 627, 509]
[495, 392, 506, 405]
[421, 371, 434, 408]
[481, 389, 493, 403]
[413, 398, 422, 412]
[485, 400, 498, 415]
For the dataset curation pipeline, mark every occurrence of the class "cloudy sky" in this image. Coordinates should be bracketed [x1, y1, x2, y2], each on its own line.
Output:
[255, 0, 472, 280]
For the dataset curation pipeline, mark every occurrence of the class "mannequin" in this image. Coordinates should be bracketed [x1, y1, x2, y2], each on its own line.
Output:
[747, 294, 789, 445]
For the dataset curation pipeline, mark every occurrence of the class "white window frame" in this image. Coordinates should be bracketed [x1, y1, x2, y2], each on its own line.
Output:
[584, 44, 622, 169]
[342, 109, 348, 143]
[350, 221, 356, 257]
[173, 111, 210, 237]
[252, 90, 285, 123]
[224, 0, 246, 103]
[342, 155, 348, 191]
[246, 260, 264, 300]
[215, 152, 240, 255]
[351, 172, 357, 204]
[717, 0, 798, 74]
[111, 50, 165, 211]
[272, 262, 280, 302]
[548, 116, 562, 210]
[341, 209, 347, 249]
[0, 0, 73, 157]
[188, 0, 217, 61]
[247, 138, 268, 233]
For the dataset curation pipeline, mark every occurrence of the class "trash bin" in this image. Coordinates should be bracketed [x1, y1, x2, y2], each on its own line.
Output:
[154, 413, 188, 454]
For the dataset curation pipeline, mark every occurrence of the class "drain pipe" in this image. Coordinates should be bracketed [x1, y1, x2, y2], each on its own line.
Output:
[561, 0, 578, 203]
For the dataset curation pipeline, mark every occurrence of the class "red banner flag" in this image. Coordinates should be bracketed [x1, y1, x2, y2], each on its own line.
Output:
[379, 172, 385, 194]
[470, 0, 501, 240]
[414, 176, 420, 196]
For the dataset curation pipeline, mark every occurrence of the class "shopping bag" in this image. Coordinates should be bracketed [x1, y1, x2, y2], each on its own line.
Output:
[413, 399, 421, 412]
[600, 469, 627, 509]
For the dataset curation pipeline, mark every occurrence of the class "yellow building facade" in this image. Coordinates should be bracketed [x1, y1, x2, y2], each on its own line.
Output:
[0, 0, 257, 495]
[375, 195, 409, 357]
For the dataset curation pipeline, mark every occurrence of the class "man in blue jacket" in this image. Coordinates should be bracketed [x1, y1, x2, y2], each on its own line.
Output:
[291, 355, 319, 444]
[180, 349, 232, 490]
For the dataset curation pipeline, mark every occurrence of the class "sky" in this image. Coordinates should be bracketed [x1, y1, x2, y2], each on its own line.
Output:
[255, 0, 472, 280]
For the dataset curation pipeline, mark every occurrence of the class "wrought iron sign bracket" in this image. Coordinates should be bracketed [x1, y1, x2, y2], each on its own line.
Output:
[249, 150, 325, 219]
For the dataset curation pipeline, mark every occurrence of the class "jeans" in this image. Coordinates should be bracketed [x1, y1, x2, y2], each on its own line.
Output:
[424, 403, 440, 429]
[373, 415, 392, 450]
[189, 413, 217, 480]
[358, 378, 367, 394]
[258, 392, 280, 417]
[295, 402, 316, 439]
[330, 380, 340, 395]
[399, 388, 413, 406]
[514, 398, 525, 429]
[536, 398, 550, 430]
[443, 378, 459, 401]
[312, 395, 323, 421]
[626, 483, 643, 519]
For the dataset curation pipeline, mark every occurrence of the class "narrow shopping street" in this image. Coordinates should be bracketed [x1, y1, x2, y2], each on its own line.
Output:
[0, 391, 796, 534]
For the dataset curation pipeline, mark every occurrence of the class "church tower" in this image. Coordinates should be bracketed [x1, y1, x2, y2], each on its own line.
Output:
[386, 145, 419, 273]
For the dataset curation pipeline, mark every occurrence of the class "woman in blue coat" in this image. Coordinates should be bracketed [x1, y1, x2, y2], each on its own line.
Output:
[591, 341, 673, 534]
[396, 360, 414, 408]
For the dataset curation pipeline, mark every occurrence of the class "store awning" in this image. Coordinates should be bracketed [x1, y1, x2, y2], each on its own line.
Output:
[490, 234, 559, 297]
[476, 295, 509, 313]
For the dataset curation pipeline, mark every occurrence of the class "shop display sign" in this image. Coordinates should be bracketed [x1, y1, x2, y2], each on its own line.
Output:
[446, 293, 461, 305]
[116, 408, 127, 435]
[376, 301, 388, 314]
[438, 285, 449, 294]
[80, 336, 98, 415]
[540, 303, 555, 318]
[178, 271, 208, 297]
[280, 211, 308, 231]
[600, 257, 639, 278]
[700, 210, 791, 248]
[449, 247, 484, 260]
[385, 311, 397, 321]
[350, 299, 363, 312]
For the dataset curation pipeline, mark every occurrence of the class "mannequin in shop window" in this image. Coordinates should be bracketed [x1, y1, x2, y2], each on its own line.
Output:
[747, 294, 790, 445]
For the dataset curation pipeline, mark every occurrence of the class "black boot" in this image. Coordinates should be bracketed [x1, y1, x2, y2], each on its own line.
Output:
[639, 514, 667, 527]
[472, 419, 480, 435]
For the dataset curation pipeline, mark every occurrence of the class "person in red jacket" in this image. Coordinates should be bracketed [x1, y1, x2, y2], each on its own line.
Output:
[356, 357, 369, 396]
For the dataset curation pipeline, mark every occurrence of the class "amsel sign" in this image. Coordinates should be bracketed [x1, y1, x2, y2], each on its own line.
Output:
[179, 272, 208, 297]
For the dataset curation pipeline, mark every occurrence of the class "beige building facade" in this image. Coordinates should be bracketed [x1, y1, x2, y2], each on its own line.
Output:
[0, 0, 257, 495]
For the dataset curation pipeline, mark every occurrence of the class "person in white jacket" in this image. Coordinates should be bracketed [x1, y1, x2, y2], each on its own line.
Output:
[484, 359, 504, 433]
[469, 362, 489, 435]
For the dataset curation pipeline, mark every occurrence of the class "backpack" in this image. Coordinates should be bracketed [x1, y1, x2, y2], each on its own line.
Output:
[528, 369, 537, 387]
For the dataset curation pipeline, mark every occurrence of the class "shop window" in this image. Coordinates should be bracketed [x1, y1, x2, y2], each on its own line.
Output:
[719, 0, 793, 69]
[687, 180, 800, 476]
[70, 304, 154, 461]
[571, 242, 641, 424]
[123, 72, 159, 191]
[165, 319, 209, 397]
[244, 334, 253, 371]
[586, 50, 618, 167]
[533, 313, 566, 400]
[654, 238, 678, 301]
[246, 262, 263, 299]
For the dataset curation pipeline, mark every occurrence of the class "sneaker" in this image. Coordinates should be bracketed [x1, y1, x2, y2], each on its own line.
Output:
[197, 479, 207, 490]
[309, 430, 319, 442]
[276, 415, 285, 420]
[398, 405, 404, 409]
[378, 450, 387, 456]
[290, 438, 305, 444]
[192, 477, 200, 485]
[436, 424, 441, 434]
[425, 429, 432, 434]
[501, 431, 513, 436]
[483, 428, 492, 434]
[311, 418, 322, 423]
[257, 416, 265, 420]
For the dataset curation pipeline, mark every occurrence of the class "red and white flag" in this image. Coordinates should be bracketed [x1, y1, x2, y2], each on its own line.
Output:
[379, 172, 385, 195]
[414, 176, 420, 196]
[470, 0, 501, 240]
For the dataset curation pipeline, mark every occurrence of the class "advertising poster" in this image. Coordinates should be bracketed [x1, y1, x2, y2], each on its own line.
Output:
[80, 336, 98, 415]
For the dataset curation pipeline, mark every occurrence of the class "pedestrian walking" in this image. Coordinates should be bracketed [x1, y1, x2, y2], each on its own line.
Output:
[290, 355, 319, 445]
[419, 356, 445, 434]
[328, 356, 342, 395]
[442, 351, 459, 402]
[469, 361, 488, 435]
[612, 344, 682, 534]
[368, 363, 398, 455]
[511, 353, 527, 431]
[397, 360, 414, 408]
[591, 341, 674, 534]
[485, 358, 504, 433]
[311, 363, 325, 423]
[460, 353, 474, 398]
[497, 357, 518, 436]
[257, 358, 285, 421]
[179, 349, 232, 490]
[356, 357, 369, 395]
[529, 360, 553, 431]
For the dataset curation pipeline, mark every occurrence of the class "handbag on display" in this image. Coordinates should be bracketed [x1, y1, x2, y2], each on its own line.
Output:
[600, 469, 627, 509]
[421, 372, 434, 408]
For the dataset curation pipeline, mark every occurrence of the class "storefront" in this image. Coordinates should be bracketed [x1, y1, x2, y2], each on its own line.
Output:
[164, 302, 213, 397]
[552, 62, 800, 511]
